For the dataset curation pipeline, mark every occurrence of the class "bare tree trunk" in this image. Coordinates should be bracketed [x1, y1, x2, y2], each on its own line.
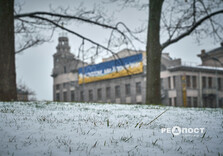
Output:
[0, 0, 17, 101]
[146, 0, 164, 104]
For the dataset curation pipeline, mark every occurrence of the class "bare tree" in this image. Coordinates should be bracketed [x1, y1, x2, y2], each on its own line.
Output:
[14, 11, 140, 55]
[17, 80, 36, 101]
[146, 0, 164, 104]
[0, 0, 138, 101]
[13, 4, 142, 75]
[1, 0, 222, 102]
[147, 0, 223, 104]
[111, 0, 223, 104]
[0, 0, 17, 101]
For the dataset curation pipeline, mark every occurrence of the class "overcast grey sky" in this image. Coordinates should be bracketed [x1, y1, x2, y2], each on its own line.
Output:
[15, 0, 221, 101]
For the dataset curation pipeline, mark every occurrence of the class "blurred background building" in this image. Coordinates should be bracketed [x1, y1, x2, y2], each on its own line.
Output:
[52, 35, 223, 108]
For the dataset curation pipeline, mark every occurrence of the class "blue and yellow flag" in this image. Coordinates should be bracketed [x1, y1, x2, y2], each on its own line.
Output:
[78, 53, 143, 84]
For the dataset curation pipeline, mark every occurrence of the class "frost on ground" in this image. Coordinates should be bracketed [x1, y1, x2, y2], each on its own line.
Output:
[0, 102, 222, 156]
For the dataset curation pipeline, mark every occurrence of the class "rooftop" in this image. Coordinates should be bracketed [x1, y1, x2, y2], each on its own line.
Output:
[168, 65, 223, 73]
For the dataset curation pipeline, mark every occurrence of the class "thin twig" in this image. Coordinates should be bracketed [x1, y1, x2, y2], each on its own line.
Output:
[146, 108, 169, 125]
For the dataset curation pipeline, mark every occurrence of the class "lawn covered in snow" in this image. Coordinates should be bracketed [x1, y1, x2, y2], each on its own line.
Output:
[0, 102, 222, 156]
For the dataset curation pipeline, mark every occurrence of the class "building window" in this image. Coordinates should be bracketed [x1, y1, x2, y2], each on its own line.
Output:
[70, 81, 75, 87]
[71, 91, 75, 101]
[89, 90, 93, 101]
[63, 83, 67, 89]
[64, 66, 67, 73]
[168, 77, 171, 89]
[193, 97, 198, 107]
[97, 88, 102, 100]
[219, 99, 223, 108]
[63, 92, 67, 102]
[56, 84, 60, 90]
[80, 91, 84, 101]
[202, 77, 206, 88]
[202, 97, 207, 107]
[173, 76, 176, 89]
[187, 97, 191, 107]
[56, 93, 60, 101]
[125, 84, 131, 96]
[218, 78, 222, 90]
[173, 97, 177, 106]
[136, 82, 141, 94]
[208, 77, 212, 88]
[106, 87, 111, 99]
[186, 76, 191, 88]
[169, 98, 172, 106]
[115, 85, 120, 98]
[192, 76, 197, 89]
[161, 78, 164, 89]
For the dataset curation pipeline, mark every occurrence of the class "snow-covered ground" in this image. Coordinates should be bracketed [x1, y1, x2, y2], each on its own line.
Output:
[0, 102, 222, 156]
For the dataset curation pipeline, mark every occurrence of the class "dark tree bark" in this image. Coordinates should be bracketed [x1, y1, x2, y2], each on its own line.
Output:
[146, 0, 164, 104]
[0, 0, 17, 101]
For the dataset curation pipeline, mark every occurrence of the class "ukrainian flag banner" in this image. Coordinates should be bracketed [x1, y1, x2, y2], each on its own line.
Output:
[78, 53, 143, 84]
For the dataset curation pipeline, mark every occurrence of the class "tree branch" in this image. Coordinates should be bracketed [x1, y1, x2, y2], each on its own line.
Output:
[14, 11, 145, 50]
[161, 9, 223, 50]
[28, 15, 134, 74]
[14, 11, 123, 34]
[15, 40, 40, 54]
[198, 0, 222, 40]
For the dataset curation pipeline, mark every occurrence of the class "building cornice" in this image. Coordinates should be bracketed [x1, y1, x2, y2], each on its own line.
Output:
[168, 65, 223, 74]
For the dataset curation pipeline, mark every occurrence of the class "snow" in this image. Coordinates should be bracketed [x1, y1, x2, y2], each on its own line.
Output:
[0, 102, 222, 156]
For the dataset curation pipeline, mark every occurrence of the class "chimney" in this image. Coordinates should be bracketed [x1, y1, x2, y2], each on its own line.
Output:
[201, 49, 205, 55]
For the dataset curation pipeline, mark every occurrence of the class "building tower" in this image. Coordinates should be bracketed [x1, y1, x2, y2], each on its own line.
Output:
[52, 35, 74, 77]
[52, 35, 84, 102]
